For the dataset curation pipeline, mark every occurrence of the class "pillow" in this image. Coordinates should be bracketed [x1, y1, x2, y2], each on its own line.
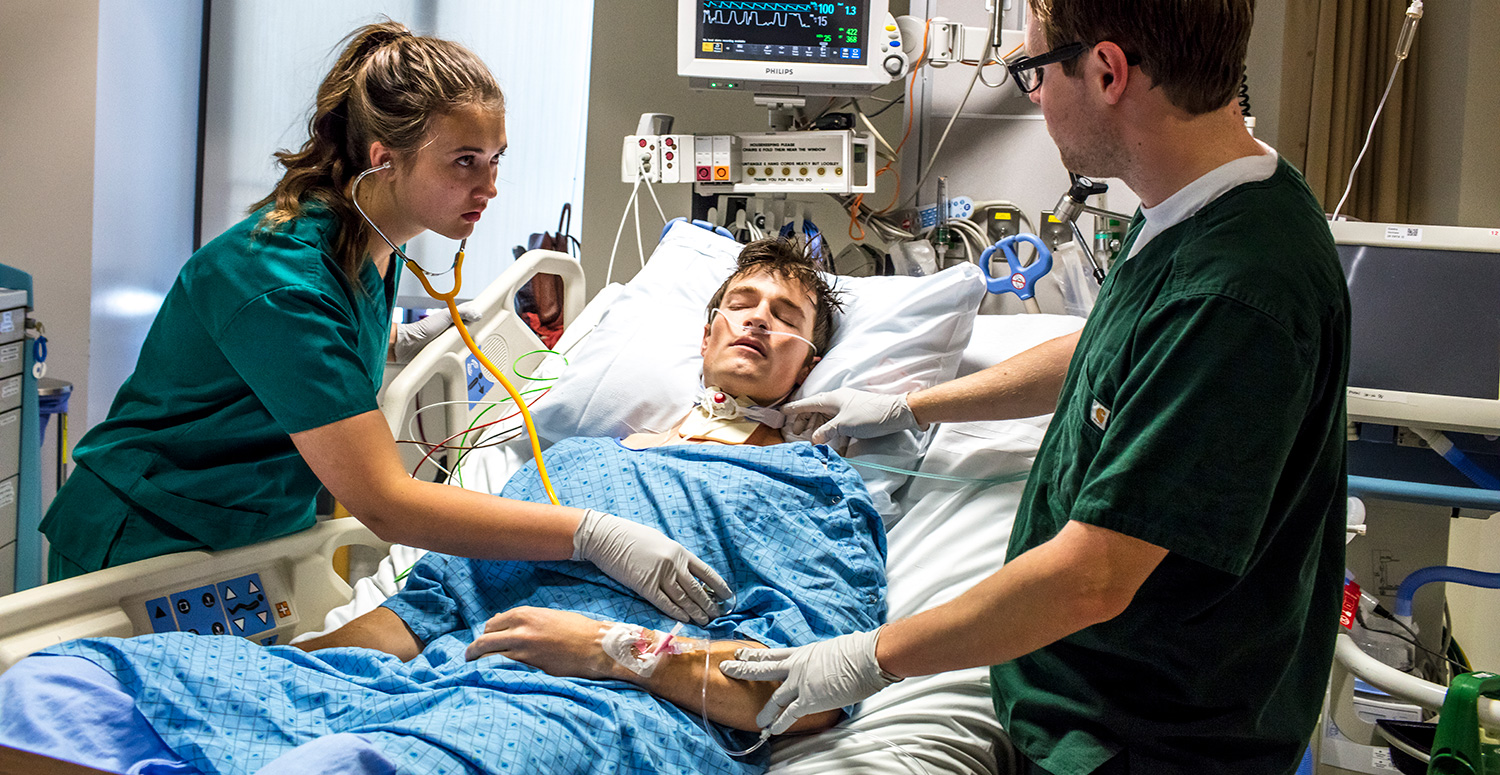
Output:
[532, 220, 987, 518]
[958, 312, 1087, 378]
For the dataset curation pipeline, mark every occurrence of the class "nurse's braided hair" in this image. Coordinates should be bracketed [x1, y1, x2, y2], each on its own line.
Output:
[706, 238, 845, 365]
[251, 20, 504, 281]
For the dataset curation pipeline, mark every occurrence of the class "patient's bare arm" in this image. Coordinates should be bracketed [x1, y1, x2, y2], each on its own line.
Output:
[465, 607, 840, 734]
[294, 607, 423, 661]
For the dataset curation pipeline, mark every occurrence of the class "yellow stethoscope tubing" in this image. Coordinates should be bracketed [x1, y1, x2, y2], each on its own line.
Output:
[402, 253, 560, 505]
[351, 163, 560, 506]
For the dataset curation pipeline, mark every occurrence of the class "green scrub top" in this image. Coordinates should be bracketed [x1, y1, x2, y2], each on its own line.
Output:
[41, 206, 397, 575]
[991, 158, 1351, 775]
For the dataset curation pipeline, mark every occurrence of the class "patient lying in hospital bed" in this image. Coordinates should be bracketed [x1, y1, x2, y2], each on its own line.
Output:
[0, 240, 889, 775]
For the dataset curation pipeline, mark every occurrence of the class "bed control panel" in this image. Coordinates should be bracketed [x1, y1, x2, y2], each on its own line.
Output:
[133, 569, 299, 647]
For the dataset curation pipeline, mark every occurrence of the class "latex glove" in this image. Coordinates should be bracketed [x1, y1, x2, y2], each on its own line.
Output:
[719, 628, 900, 735]
[392, 302, 483, 362]
[573, 509, 733, 625]
[781, 388, 919, 445]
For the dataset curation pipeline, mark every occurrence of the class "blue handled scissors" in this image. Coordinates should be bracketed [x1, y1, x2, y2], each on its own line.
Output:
[979, 234, 1053, 310]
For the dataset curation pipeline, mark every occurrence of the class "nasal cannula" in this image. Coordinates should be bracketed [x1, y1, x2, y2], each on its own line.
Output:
[352, 163, 559, 505]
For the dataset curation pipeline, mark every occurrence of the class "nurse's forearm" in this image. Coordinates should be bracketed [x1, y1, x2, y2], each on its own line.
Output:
[291, 409, 581, 561]
[907, 329, 1080, 426]
[374, 480, 583, 560]
[874, 519, 1166, 678]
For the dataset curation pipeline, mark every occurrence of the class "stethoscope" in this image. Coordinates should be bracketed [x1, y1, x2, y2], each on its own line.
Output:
[351, 162, 560, 505]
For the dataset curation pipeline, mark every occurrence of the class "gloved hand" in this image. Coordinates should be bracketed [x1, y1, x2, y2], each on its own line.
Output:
[392, 302, 483, 362]
[572, 509, 733, 625]
[781, 388, 919, 445]
[719, 628, 901, 734]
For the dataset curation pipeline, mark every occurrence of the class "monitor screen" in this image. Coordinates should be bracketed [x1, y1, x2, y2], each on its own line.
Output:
[1339, 243, 1500, 401]
[696, 1, 870, 67]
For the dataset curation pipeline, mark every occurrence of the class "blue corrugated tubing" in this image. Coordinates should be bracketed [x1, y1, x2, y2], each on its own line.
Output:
[1394, 565, 1500, 617]
[1440, 446, 1500, 490]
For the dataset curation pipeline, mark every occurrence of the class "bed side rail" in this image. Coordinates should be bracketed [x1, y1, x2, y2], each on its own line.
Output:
[1328, 632, 1500, 745]
[381, 250, 585, 478]
[0, 519, 390, 675]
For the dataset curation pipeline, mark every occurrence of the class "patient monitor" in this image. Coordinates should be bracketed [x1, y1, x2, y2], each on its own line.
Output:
[1333, 220, 1500, 434]
[677, 1, 907, 96]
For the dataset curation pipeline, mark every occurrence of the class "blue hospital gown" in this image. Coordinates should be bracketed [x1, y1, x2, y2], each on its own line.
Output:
[41, 438, 887, 775]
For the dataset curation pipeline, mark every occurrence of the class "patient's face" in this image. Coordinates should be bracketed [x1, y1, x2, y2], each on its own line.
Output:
[701, 270, 819, 405]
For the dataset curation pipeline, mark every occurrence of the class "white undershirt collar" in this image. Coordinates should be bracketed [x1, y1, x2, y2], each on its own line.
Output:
[1126, 140, 1279, 261]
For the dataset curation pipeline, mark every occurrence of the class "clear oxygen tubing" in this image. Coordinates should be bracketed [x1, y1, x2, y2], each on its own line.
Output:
[710, 309, 819, 355]
[352, 164, 560, 505]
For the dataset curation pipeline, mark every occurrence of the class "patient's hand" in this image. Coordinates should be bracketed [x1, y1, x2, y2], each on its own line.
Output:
[465, 607, 620, 680]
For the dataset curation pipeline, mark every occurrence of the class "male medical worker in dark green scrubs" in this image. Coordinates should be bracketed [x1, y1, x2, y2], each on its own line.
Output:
[723, 2, 1351, 773]
[39, 22, 731, 629]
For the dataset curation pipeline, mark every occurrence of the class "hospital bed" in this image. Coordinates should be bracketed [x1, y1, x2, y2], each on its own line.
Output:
[0, 222, 1092, 775]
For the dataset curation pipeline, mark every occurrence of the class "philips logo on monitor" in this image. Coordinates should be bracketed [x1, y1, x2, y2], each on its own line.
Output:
[766, 67, 794, 75]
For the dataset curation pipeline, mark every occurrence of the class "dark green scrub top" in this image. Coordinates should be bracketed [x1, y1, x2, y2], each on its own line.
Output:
[992, 159, 1350, 775]
[42, 207, 397, 574]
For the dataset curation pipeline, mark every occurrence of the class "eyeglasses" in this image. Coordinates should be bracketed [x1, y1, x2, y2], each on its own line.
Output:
[1006, 43, 1141, 94]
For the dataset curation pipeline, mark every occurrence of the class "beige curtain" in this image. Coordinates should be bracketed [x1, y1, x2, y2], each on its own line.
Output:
[1278, 0, 1421, 221]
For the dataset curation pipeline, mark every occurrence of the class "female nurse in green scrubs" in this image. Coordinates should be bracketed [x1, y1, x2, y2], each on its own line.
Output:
[39, 21, 730, 626]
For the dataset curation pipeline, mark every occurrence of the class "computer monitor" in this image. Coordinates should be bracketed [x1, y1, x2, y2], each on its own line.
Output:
[1334, 221, 1500, 434]
[677, 1, 903, 96]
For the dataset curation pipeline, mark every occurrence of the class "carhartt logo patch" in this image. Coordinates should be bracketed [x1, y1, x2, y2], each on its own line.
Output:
[1089, 399, 1111, 430]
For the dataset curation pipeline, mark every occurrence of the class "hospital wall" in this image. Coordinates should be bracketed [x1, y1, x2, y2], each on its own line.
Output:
[0, 1, 101, 504]
[1407, 0, 1500, 228]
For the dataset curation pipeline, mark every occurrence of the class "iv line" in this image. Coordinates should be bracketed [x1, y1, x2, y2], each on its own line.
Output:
[352, 164, 560, 505]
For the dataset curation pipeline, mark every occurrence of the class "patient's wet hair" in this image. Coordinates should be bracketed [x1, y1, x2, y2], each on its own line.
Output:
[706, 237, 845, 363]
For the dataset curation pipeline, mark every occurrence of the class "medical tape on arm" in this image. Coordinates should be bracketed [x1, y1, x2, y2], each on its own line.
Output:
[601, 621, 709, 678]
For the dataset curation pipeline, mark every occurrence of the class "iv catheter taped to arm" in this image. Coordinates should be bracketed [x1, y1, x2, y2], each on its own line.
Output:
[601, 621, 710, 678]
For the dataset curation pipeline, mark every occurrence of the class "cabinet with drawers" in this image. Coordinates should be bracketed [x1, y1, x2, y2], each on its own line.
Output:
[0, 287, 25, 595]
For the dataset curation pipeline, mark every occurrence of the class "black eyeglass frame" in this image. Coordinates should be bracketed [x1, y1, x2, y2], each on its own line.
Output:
[1006, 42, 1141, 94]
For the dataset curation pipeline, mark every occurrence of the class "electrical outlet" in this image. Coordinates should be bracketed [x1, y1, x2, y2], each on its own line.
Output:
[620, 135, 661, 183]
[981, 205, 1021, 242]
[1038, 210, 1073, 252]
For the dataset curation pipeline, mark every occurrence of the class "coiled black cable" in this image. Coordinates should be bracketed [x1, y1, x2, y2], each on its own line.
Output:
[1238, 68, 1252, 117]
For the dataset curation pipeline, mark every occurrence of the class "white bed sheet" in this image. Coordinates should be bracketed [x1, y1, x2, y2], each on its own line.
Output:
[309, 299, 1086, 775]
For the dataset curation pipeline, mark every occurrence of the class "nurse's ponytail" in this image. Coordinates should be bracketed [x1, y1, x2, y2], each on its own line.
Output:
[250, 20, 504, 281]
